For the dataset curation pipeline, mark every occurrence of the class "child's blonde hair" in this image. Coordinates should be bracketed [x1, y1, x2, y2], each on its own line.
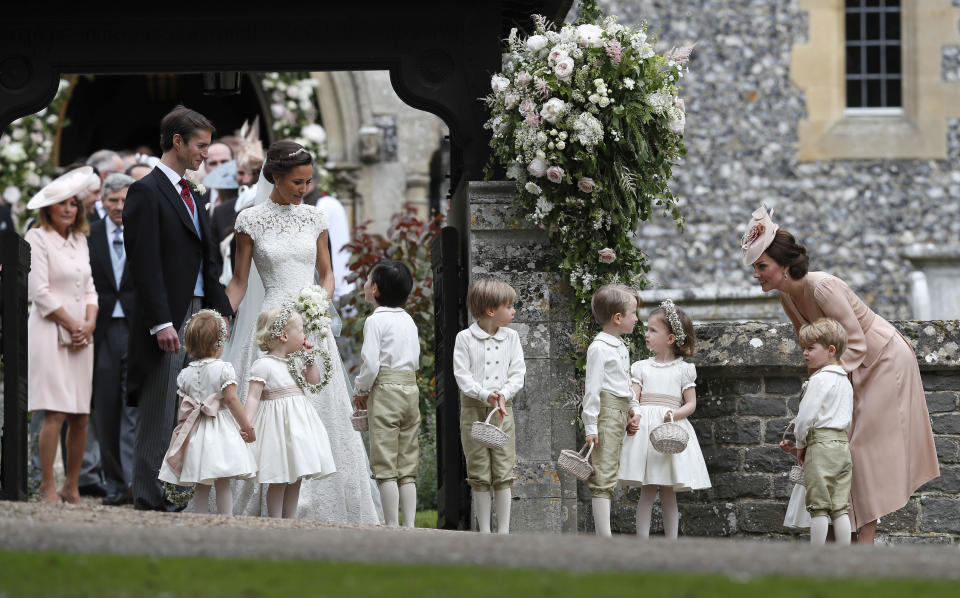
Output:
[649, 303, 696, 357]
[184, 309, 226, 359]
[466, 279, 516, 319]
[255, 306, 302, 352]
[591, 284, 639, 325]
[798, 318, 847, 358]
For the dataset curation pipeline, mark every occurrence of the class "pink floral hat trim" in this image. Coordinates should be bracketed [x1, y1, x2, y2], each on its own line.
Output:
[741, 205, 779, 266]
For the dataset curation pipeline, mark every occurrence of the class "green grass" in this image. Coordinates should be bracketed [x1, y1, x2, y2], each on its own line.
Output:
[415, 509, 437, 528]
[0, 551, 957, 598]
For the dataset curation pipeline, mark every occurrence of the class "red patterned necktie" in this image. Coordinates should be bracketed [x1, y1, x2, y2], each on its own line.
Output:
[178, 178, 195, 215]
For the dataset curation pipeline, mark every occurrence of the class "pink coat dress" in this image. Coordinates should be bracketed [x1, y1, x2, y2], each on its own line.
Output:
[26, 227, 98, 414]
[779, 272, 940, 529]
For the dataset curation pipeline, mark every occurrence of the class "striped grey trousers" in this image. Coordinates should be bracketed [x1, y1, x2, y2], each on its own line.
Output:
[131, 298, 202, 510]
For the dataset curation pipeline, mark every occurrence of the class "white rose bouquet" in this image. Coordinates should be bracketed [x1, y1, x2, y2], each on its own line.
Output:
[294, 285, 333, 338]
[482, 0, 693, 307]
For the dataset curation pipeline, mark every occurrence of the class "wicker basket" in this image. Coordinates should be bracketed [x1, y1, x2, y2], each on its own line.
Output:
[470, 408, 509, 450]
[782, 423, 805, 486]
[558, 443, 595, 480]
[649, 412, 689, 454]
[350, 409, 369, 432]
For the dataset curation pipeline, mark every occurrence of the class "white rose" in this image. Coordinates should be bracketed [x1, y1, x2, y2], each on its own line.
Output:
[0, 142, 27, 163]
[536, 131, 548, 143]
[578, 177, 596, 193]
[46, 114, 58, 125]
[518, 98, 537, 116]
[515, 71, 533, 86]
[271, 103, 286, 119]
[527, 157, 548, 178]
[539, 97, 567, 124]
[599, 97, 610, 108]
[546, 166, 564, 184]
[301, 123, 327, 145]
[556, 140, 566, 150]
[524, 181, 542, 195]
[526, 34, 548, 52]
[504, 92, 520, 109]
[576, 23, 605, 47]
[547, 45, 569, 65]
[2, 186, 22, 204]
[553, 57, 575, 80]
[598, 248, 617, 264]
[11, 128, 24, 140]
[491, 74, 510, 93]
[588, 93, 600, 105]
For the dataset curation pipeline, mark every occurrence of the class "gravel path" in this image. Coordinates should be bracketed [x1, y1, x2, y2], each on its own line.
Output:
[3, 500, 960, 579]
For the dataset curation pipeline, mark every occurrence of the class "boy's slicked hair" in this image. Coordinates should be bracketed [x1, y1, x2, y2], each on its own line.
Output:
[798, 317, 847, 358]
[466, 279, 516, 319]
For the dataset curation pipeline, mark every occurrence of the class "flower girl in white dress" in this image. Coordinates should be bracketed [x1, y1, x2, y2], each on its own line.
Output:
[244, 304, 337, 518]
[158, 310, 258, 515]
[619, 300, 711, 538]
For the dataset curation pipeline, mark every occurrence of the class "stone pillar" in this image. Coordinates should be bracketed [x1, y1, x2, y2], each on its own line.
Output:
[902, 244, 960, 320]
[464, 181, 579, 532]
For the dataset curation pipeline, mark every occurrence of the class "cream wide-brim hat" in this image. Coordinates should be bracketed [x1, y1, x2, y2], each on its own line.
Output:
[740, 205, 779, 266]
[26, 166, 101, 210]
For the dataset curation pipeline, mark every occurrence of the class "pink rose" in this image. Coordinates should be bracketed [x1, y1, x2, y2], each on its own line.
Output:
[578, 177, 595, 193]
[598, 248, 617, 264]
[546, 166, 564, 184]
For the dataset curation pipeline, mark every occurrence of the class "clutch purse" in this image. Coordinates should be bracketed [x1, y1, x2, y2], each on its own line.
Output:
[57, 323, 73, 346]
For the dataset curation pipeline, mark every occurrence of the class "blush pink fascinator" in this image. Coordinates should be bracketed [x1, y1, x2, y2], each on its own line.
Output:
[741, 205, 779, 266]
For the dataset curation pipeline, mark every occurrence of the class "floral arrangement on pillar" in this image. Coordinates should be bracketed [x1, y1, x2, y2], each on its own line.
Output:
[0, 78, 75, 231]
[261, 72, 332, 193]
[482, 0, 692, 350]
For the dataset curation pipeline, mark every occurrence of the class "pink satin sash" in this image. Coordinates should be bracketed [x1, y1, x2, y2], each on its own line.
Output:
[164, 392, 222, 475]
[639, 392, 682, 409]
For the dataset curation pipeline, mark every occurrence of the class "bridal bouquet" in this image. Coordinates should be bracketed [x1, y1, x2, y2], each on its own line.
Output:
[294, 285, 333, 338]
[482, 0, 691, 308]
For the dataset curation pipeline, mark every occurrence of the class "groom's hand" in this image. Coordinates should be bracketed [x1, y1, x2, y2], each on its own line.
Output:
[157, 327, 181, 353]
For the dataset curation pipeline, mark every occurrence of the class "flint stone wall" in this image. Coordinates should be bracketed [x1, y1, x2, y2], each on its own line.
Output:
[466, 181, 960, 542]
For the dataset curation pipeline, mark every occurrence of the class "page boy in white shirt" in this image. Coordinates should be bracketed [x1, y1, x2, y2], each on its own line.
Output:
[353, 259, 420, 527]
[779, 317, 854, 546]
[453, 280, 525, 534]
[583, 283, 639, 537]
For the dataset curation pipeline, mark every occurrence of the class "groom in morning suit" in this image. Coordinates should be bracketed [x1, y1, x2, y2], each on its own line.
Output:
[123, 105, 234, 511]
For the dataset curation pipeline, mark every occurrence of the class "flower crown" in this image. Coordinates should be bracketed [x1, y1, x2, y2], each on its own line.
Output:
[270, 302, 296, 338]
[659, 299, 686, 345]
[186, 309, 227, 349]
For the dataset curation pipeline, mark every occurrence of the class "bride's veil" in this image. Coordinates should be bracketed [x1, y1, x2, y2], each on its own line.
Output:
[221, 168, 272, 386]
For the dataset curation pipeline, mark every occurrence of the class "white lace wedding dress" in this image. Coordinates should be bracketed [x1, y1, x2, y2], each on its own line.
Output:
[226, 197, 381, 525]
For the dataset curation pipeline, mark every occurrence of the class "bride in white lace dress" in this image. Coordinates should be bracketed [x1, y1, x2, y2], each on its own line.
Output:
[223, 140, 381, 524]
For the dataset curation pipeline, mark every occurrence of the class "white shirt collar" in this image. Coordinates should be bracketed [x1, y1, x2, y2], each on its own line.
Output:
[373, 306, 405, 315]
[594, 332, 625, 348]
[105, 216, 122, 237]
[155, 160, 186, 187]
[469, 322, 508, 341]
[816, 364, 847, 377]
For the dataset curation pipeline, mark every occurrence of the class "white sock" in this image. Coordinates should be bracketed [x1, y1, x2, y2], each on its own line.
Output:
[660, 487, 678, 540]
[810, 516, 829, 545]
[379, 480, 400, 526]
[399, 482, 417, 528]
[635, 486, 657, 539]
[473, 490, 492, 533]
[494, 488, 512, 535]
[193, 484, 211, 514]
[592, 497, 612, 538]
[833, 514, 851, 546]
[214, 479, 232, 516]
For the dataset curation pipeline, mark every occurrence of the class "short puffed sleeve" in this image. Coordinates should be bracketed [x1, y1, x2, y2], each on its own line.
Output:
[311, 204, 330, 236]
[681, 361, 697, 392]
[630, 360, 645, 388]
[219, 361, 238, 390]
[248, 358, 271, 385]
[233, 208, 257, 242]
[175, 369, 190, 398]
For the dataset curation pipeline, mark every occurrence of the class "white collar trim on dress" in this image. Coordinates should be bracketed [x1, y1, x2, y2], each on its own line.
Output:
[189, 358, 218, 366]
[648, 356, 684, 368]
[469, 322, 509, 341]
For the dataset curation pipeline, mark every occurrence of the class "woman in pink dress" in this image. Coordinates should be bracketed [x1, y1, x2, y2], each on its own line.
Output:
[25, 167, 101, 504]
[741, 206, 939, 544]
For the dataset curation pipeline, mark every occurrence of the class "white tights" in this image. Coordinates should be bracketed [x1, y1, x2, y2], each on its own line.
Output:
[266, 479, 302, 518]
[635, 485, 678, 539]
[811, 514, 851, 546]
[192, 479, 233, 515]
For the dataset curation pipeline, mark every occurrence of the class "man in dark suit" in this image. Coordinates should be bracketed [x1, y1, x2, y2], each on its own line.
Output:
[122, 105, 233, 511]
[88, 172, 140, 506]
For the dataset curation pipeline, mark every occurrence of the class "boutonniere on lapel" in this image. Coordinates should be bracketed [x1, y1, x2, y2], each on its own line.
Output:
[183, 169, 207, 196]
